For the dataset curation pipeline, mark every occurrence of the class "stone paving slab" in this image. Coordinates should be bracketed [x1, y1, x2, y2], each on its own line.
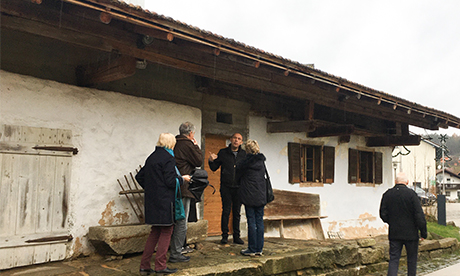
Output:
[1, 235, 458, 276]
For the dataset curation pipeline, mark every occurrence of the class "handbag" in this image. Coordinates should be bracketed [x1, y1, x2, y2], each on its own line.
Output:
[188, 169, 215, 202]
[264, 163, 274, 203]
[175, 181, 185, 220]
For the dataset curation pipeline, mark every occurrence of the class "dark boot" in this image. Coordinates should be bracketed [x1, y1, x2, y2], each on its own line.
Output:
[233, 236, 244, 245]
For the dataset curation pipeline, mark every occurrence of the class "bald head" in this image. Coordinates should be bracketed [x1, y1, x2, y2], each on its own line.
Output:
[395, 172, 409, 185]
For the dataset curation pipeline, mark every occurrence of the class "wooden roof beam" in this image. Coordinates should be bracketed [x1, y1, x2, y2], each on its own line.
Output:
[76, 55, 136, 87]
[366, 135, 421, 147]
[307, 125, 355, 138]
[267, 120, 317, 133]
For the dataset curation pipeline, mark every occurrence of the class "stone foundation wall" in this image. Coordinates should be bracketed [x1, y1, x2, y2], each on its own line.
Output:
[263, 237, 459, 276]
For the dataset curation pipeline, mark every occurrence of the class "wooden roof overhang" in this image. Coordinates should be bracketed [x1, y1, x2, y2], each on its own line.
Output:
[2, 0, 460, 147]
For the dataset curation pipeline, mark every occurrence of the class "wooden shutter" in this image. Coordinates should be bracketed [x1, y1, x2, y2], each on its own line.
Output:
[348, 148, 358, 183]
[323, 146, 335, 183]
[0, 125, 72, 269]
[288, 143, 301, 184]
[374, 151, 383, 184]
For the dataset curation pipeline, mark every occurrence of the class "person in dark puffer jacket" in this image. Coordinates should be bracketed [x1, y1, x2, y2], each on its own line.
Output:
[380, 172, 427, 276]
[236, 139, 267, 256]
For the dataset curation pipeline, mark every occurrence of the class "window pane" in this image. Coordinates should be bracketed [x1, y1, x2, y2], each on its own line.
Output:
[359, 151, 373, 183]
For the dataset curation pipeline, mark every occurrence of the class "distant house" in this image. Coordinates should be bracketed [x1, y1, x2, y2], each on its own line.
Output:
[392, 135, 439, 193]
[436, 168, 460, 200]
[2, 0, 460, 269]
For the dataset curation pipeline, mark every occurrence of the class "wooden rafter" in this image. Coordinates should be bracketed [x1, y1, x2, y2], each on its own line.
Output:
[366, 135, 421, 147]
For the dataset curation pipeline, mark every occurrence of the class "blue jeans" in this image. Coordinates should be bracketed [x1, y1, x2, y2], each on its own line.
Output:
[245, 205, 264, 253]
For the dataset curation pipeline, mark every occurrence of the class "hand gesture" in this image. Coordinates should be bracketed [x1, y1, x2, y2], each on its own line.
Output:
[209, 152, 217, 162]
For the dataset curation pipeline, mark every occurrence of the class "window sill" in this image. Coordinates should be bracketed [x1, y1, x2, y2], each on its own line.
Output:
[300, 182, 324, 187]
[354, 183, 377, 187]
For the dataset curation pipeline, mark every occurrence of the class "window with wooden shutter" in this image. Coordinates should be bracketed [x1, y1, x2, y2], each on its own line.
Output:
[288, 142, 335, 185]
[348, 148, 383, 185]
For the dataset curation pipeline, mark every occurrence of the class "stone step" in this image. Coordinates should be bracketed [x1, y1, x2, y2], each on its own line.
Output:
[88, 220, 208, 255]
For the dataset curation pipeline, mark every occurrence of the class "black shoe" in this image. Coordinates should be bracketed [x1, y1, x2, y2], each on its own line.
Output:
[220, 237, 228, 244]
[139, 268, 155, 275]
[168, 254, 190, 263]
[155, 267, 178, 274]
[233, 237, 244, 245]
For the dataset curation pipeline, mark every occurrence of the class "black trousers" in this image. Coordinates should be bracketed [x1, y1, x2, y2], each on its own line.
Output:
[388, 239, 419, 276]
[220, 185, 241, 238]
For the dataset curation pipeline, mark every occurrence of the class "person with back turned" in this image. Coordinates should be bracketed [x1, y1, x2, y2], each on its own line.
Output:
[136, 133, 190, 275]
[379, 172, 427, 276]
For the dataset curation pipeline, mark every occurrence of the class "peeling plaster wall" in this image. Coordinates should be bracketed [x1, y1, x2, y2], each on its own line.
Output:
[0, 70, 201, 256]
[248, 116, 390, 239]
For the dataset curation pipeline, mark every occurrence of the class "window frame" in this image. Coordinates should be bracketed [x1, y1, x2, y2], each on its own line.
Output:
[288, 142, 335, 185]
[348, 148, 383, 185]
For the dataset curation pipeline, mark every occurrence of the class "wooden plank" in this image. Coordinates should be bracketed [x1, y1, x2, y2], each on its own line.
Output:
[13, 246, 34, 268]
[366, 135, 421, 147]
[264, 215, 327, 221]
[0, 125, 21, 142]
[37, 156, 56, 234]
[264, 190, 320, 218]
[0, 247, 15, 269]
[0, 154, 13, 237]
[267, 120, 317, 133]
[0, 231, 69, 248]
[16, 155, 39, 235]
[22, 125, 41, 144]
[40, 127, 59, 145]
[48, 243, 67, 262]
[308, 125, 355, 138]
[7, 154, 19, 237]
[77, 55, 137, 86]
[52, 157, 71, 232]
[57, 129, 73, 145]
[33, 244, 51, 265]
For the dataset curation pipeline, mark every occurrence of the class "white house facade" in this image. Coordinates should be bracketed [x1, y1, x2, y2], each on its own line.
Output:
[392, 138, 438, 192]
[2, 0, 460, 270]
[436, 169, 460, 201]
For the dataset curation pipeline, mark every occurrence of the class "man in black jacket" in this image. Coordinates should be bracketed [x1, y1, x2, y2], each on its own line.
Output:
[379, 172, 427, 276]
[209, 133, 246, 245]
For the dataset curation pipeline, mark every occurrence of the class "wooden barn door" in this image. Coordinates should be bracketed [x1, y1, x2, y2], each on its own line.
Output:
[0, 125, 74, 269]
[203, 134, 231, 236]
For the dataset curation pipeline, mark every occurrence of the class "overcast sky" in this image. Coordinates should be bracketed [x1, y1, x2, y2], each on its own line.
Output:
[143, 0, 460, 136]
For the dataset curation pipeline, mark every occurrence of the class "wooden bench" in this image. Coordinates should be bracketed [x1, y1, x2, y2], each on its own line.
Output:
[264, 190, 326, 240]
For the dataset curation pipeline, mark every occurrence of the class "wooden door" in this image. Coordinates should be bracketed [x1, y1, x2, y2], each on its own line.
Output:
[203, 134, 230, 236]
[0, 125, 73, 269]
